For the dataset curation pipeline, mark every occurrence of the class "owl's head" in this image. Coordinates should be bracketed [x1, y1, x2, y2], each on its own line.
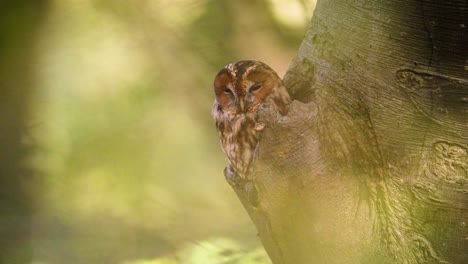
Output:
[213, 60, 288, 115]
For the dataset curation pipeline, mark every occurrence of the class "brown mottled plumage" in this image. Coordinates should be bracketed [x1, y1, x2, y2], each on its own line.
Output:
[212, 60, 291, 181]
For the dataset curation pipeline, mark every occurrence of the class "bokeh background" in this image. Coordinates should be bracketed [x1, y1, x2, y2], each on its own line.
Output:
[1, 0, 316, 263]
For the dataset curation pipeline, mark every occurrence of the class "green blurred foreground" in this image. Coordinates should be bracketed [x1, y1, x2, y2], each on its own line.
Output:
[1, 0, 314, 263]
[122, 238, 270, 264]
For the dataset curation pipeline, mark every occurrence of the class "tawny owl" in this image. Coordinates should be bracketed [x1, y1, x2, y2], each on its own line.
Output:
[212, 60, 291, 184]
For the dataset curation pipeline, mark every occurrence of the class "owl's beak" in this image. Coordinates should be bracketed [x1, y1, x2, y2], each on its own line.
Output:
[239, 100, 245, 112]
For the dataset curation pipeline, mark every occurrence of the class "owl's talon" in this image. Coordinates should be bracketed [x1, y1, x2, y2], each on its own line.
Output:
[224, 166, 243, 187]
[224, 167, 259, 207]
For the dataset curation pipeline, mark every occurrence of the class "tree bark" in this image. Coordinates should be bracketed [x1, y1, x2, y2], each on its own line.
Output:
[228, 0, 468, 263]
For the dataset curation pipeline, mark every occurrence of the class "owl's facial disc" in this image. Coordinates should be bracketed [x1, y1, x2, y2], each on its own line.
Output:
[243, 68, 279, 112]
[214, 60, 286, 115]
[213, 71, 237, 113]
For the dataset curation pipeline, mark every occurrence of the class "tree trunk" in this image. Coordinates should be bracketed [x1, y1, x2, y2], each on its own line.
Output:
[228, 0, 468, 263]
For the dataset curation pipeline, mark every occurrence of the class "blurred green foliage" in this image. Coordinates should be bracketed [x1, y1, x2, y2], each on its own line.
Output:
[1, 0, 315, 263]
[122, 238, 271, 264]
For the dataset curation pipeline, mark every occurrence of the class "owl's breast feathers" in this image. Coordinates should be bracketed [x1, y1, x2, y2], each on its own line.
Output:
[213, 106, 263, 179]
